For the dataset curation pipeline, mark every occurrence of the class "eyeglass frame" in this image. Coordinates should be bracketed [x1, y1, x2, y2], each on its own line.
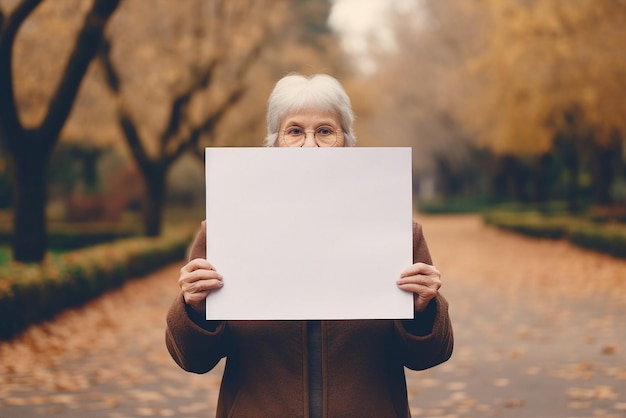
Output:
[279, 125, 344, 147]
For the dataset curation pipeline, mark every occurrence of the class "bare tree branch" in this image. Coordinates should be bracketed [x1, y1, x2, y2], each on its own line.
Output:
[186, 26, 268, 161]
[117, 107, 151, 172]
[158, 58, 219, 150]
[39, 0, 121, 147]
[94, 0, 277, 236]
[0, 8, 5, 34]
[0, 0, 121, 261]
[97, 34, 154, 173]
[156, 16, 267, 161]
[168, 85, 246, 166]
[0, 0, 42, 151]
[97, 36, 120, 93]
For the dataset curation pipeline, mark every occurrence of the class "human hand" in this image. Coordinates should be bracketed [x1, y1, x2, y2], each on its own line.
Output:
[396, 263, 442, 312]
[179, 259, 223, 314]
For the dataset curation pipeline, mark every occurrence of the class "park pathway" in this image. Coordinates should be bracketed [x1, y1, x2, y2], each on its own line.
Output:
[1, 214, 625, 417]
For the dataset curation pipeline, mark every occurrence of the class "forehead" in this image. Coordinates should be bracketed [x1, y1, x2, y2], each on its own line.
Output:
[280, 109, 341, 127]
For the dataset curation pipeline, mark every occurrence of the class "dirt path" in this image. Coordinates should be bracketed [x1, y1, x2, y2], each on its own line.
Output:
[1, 214, 625, 417]
[406, 215, 626, 417]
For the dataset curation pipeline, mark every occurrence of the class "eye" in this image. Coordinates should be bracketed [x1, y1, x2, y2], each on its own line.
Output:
[285, 127, 304, 136]
[316, 126, 335, 136]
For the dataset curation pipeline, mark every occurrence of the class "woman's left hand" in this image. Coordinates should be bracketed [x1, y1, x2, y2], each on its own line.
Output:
[396, 263, 442, 312]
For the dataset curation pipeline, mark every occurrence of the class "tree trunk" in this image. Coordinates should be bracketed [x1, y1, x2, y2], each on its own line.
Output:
[489, 156, 509, 201]
[0, 0, 120, 262]
[532, 153, 552, 204]
[142, 167, 166, 237]
[554, 134, 582, 212]
[590, 142, 615, 206]
[564, 150, 580, 212]
[503, 155, 530, 203]
[11, 151, 48, 262]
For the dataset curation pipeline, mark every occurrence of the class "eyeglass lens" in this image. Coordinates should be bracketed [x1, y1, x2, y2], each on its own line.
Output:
[282, 127, 338, 147]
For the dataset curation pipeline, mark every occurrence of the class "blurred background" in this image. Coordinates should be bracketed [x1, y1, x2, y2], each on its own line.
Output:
[0, 0, 625, 416]
[1, 0, 625, 263]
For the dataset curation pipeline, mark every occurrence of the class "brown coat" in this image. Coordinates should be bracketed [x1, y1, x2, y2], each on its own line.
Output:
[166, 222, 453, 418]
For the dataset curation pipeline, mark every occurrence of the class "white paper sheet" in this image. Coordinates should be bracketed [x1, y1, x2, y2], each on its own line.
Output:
[205, 147, 413, 320]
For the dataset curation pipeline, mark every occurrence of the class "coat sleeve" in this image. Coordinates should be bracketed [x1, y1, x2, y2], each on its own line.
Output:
[165, 222, 228, 374]
[393, 222, 454, 371]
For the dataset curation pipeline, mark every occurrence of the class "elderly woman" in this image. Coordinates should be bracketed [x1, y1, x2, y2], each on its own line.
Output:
[166, 74, 453, 418]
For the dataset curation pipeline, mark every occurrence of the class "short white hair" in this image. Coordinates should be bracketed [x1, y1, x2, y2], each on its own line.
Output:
[264, 74, 356, 147]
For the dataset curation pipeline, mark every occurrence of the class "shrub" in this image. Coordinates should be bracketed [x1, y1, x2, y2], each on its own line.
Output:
[0, 222, 141, 250]
[417, 197, 495, 214]
[0, 227, 194, 340]
[483, 210, 626, 258]
[569, 224, 626, 259]
[482, 211, 571, 239]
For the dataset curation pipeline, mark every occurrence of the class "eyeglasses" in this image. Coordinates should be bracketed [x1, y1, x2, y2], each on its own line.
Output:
[280, 126, 341, 147]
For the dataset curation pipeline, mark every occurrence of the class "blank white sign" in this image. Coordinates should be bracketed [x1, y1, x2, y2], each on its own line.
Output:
[205, 147, 413, 320]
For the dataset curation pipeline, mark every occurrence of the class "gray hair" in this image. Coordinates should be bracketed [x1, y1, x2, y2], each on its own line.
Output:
[264, 74, 356, 147]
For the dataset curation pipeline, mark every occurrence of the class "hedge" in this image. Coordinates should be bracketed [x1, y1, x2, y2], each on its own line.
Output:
[417, 197, 496, 214]
[0, 227, 194, 340]
[0, 222, 141, 250]
[569, 224, 626, 259]
[483, 210, 626, 258]
[482, 211, 572, 239]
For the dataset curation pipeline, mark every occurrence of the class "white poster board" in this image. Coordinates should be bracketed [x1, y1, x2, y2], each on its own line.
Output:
[205, 147, 413, 320]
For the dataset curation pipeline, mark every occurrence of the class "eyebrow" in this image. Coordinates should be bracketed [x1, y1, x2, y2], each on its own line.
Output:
[281, 117, 339, 127]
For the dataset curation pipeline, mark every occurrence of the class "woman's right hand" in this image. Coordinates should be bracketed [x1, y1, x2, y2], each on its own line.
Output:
[179, 258, 224, 314]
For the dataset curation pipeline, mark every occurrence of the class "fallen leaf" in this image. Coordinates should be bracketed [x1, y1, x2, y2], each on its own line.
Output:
[3, 397, 28, 406]
[601, 345, 617, 355]
[446, 382, 466, 391]
[504, 399, 525, 408]
[567, 401, 591, 409]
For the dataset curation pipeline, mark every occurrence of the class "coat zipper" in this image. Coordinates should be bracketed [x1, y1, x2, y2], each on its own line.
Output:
[307, 320, 323, 418]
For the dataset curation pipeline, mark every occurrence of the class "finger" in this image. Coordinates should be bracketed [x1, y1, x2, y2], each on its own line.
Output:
[400, 263, 438, 278]
[180, 267, 222, 283]
[396, 282, 438, 295]
[179, 271, 223, 292]
[184, 290, 210, 309]
[182, 277, 224, 294]
[396, 275, 441, 290]
[181, 258, 216, 273]
[396, 283, 438, 312]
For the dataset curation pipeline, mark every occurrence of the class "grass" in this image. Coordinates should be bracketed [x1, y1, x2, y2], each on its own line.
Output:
[0, 246, 10, 266]
[416, 196, 500, 214]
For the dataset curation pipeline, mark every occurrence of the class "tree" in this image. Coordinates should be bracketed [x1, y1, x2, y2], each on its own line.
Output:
[460, 0, 626, 207]
[344, 1, 484, 196]
[358, 0, 626, 207]
[95, 0, 288, 236]
[0, 0, 120, 262]
[99, 48, 254, 236]
[96, 0, 346, 236]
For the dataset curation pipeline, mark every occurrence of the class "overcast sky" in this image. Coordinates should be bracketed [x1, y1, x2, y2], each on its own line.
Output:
[328, 0, 422, 73]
